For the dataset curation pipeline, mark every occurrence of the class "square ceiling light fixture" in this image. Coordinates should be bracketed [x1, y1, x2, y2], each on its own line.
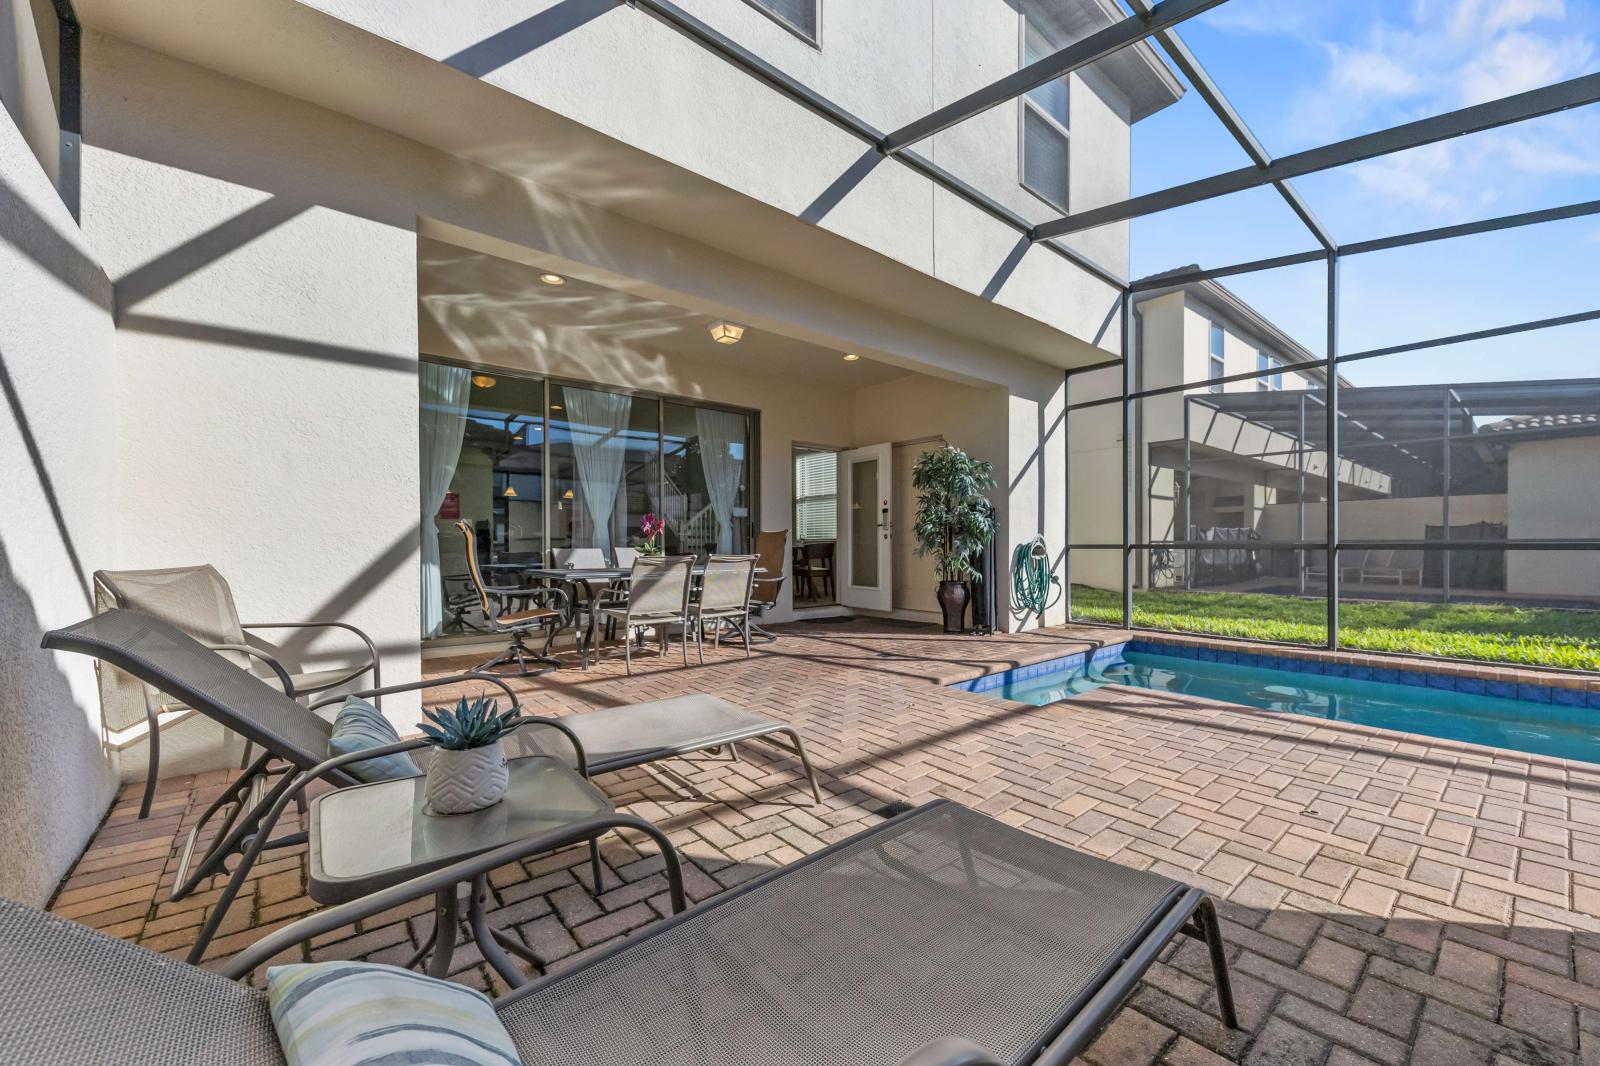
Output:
[707, 320, 745, 345]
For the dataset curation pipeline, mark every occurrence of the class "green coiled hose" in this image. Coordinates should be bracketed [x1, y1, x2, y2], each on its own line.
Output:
[1011, 536, 1061, 616]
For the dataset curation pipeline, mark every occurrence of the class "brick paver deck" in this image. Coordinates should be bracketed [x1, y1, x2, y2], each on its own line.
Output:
[48, 620, 1600, 1065]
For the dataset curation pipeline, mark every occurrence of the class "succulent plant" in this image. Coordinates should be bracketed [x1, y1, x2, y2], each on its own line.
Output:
[418, 695, 519, 751]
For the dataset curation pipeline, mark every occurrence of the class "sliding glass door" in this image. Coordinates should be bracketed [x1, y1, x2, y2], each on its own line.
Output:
[419, 359, 756, 642]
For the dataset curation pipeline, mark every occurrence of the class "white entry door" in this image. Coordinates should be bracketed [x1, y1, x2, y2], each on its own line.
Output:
[837, 443, 893, 612]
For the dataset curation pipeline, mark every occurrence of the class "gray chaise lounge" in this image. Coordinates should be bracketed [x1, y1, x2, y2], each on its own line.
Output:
[1, 800, 1237, 1066]
[41, 610, 820, 958]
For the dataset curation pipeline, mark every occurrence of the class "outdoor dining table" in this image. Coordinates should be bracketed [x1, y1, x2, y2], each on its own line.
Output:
[482, 563, 771, 669]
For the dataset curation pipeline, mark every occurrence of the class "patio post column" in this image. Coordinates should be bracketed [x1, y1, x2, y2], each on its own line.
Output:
[1063, 368, 1073, 623]
[1441, 388, 1453, 604]
[1297, 391, 1307, 596]
[1122, 289, 1134, 629]
[1325, 253, 1341, 650]
[1182, 395, 1193, 589]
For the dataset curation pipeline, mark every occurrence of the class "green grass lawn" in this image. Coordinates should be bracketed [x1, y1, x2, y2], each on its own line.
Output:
[1069, 584, 1600, 672]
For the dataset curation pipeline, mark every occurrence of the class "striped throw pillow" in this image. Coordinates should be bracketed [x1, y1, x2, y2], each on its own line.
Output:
[327, 698, 420, 783]
[267, 962, 520, 1066]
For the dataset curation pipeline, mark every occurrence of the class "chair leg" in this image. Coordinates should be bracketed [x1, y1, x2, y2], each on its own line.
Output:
[139, 699, 161, 820]
[743, 610, 752, 658]
[697, 615, 706, 665]
[681, 618, 689, 666]
[624, 628, 633, 675]
[1195, 897, 1239, 1029]
[589, 837, 604, 894]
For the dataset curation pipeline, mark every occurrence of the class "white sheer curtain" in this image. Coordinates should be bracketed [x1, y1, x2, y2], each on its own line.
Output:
[695, 407, 746, 553]
[567, 387, 632, 556]
[419, 363, 471, 638]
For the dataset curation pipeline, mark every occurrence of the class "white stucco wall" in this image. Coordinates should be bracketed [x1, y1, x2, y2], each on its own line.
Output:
[298, 0, 1133, 339]
[0, 14, 120, 904]
[64, 28, 1090, 782]
[1507, 436, 1600, 598]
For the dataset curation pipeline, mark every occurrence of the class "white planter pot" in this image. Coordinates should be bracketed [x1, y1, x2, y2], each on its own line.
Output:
[425, 740, 509, 815]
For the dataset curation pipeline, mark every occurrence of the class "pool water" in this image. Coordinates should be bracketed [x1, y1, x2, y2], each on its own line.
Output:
[996, 649, 1600, 764]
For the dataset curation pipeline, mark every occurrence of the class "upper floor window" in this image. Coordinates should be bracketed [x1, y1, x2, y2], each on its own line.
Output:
[1256, 351, 1283, 391]
[1019, 14, 1070, 213]
[1209, 322, 1225, 393]
[745, 0, 819, 44]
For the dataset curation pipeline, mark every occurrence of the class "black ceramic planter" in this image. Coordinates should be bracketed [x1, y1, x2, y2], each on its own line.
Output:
[937, 580, 969, 634]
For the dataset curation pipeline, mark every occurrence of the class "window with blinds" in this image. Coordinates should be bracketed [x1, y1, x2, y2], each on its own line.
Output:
[746, 0, 819, 43]
[794, 449, 838, 541]
[1019, 15, 1070, 213]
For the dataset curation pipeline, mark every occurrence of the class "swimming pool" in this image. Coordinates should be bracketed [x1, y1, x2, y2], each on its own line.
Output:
[975, 645, 1600, 764]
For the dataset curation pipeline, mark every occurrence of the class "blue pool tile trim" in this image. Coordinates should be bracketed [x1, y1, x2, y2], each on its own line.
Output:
[954, 639, 1594, 707]
[950, 643, 1127, 693]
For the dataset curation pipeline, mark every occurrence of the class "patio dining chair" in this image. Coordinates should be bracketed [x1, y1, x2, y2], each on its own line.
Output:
[457, 522, 570, 676]
[597, 555, 694, 674]
[693, 554, 757, 662]
[94, 565, 383, 819]
[1, 800, 1238, 1066]
[747, 529, 789, 640]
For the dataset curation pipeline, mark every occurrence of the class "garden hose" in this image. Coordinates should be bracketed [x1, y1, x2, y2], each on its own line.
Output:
[1012, 536, 1061, 616]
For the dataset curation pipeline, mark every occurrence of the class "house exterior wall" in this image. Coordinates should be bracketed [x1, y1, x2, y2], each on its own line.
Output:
[59, 24, 1086, 788]
[0, 1, 120, 905]
[1507, 436, 1600, 598]
[299, 0, 1136, 334]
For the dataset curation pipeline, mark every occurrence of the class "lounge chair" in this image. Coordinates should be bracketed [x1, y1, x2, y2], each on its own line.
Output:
[2, 800, 1237, 1066]
[42, 611, 821, 955]
[93, 565, 384, 818]
[1360, 549, 1424, 585]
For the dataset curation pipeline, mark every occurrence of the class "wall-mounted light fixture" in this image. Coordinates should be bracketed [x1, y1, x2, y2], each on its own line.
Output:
[707, 320, 745, 345]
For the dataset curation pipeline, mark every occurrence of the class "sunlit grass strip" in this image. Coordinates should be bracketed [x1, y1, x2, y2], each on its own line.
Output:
[1069, 585, 1600, 673]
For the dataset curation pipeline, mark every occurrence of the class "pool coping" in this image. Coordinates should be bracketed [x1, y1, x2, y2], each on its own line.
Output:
[951, 633, 1600, 707]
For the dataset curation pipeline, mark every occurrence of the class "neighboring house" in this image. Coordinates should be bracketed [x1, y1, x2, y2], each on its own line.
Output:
[1, 1, 1181, 900]
[1069, 272, 1600, 601]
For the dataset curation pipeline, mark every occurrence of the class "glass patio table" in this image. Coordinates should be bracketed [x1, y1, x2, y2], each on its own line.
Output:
[307, 751, 683, 985]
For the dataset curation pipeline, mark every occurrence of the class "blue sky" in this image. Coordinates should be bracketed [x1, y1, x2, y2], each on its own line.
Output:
[1122, 0, 1600, 388]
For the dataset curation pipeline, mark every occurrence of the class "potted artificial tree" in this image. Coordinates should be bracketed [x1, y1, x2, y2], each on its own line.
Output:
[419, 695, 519, 815]
[911, 444, 997, 633]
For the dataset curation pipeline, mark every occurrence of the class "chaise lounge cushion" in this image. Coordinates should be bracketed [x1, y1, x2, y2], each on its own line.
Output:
[327, 698, 420, 783]
[268, 962, 519, 1066]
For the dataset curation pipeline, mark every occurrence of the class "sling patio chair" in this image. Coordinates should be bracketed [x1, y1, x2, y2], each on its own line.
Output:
[456, 521, 572, 676]
[691, 553, 757, 662]
[94, 565, 384, 819]
[595, 554, 694, 674]
[42, 611, 822, 955]
[0, 800, 1238, 1066]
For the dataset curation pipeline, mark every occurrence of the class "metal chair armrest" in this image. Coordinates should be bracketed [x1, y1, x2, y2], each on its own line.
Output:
[306, 672, 523, 714]
[242, 619, 383, 702]
[201, 642, 296, 700]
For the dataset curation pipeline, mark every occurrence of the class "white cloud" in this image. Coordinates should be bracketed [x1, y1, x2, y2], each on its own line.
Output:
[1457, 30, 1595, 103]
[1448, 0, 1567, 38]
[1328, 43, 1426, 97]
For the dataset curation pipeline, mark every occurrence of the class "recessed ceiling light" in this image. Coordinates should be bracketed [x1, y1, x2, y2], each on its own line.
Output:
[550, 403, 564, 412]
[471, 373, 497, 388]
[708, 320, 745, 345]
[539, 273, 566, 286]
[842, 353, 860, 361]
